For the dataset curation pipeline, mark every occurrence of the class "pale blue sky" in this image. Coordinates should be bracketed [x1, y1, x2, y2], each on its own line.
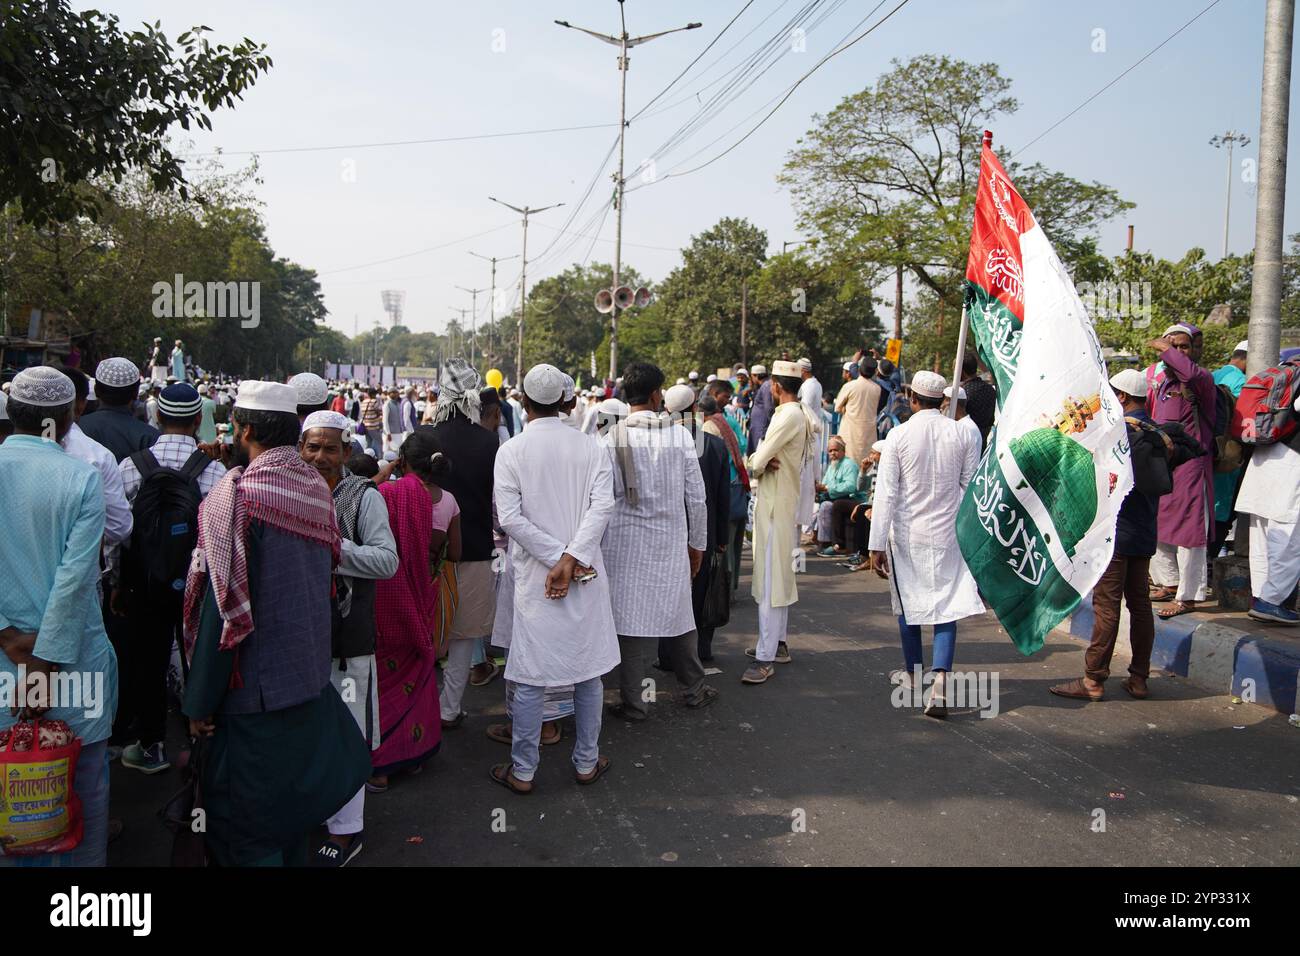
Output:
[98, 0, 1290, 339]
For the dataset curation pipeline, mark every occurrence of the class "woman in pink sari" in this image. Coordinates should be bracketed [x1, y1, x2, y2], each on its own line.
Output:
[370, 430, 461, 790]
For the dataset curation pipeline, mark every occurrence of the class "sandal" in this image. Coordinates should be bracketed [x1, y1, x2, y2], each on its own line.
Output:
[487, 721, 562, 745]
[489, 762, 533, 795]
[1148, 586, 1176, 602]
[1122, 676, 1149, 699]
[469, 661, 501, 687]
[440, 710, 467, 730]
[1049, 678, 1104, 701]
[1157, 600, 1197, 619]
[575, 755, 611, 786]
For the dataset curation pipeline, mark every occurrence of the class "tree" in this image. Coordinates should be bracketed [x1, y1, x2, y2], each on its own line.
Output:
[1, 1, 272, 224]
[779, 55, 1132, 307]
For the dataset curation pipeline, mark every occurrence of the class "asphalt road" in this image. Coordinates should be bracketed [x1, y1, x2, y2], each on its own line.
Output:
[108, 548, 1300, 867]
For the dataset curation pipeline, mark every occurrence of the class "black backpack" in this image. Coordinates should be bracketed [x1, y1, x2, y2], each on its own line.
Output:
[123, 448, 209, 600]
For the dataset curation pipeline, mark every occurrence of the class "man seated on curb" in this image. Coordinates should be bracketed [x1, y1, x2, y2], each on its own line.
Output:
[1234, 390, 1300, 625]
[1050, 369, 1170, 701]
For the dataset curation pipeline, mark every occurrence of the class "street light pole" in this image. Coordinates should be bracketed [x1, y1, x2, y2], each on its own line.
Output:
[556, 3, 702, 382]
[1248, 0, 1294, 376]
[489, 197, 564, 386]
[1210, 130, 1251, 259]
[456, 285, 486, 367]
[469, 251, 519, 367]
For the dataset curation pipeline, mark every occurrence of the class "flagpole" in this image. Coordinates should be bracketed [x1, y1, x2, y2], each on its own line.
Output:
[949, 129, 992, 418]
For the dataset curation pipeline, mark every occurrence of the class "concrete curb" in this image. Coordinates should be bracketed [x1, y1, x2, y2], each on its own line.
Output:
[1053, 601, 1300, 717]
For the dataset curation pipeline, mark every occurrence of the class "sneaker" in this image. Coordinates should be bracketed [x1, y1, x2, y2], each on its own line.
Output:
[121, 741, 170, 775]
[313, 832, 364, 868]
[816, 546, 839, 558]
[741, 662, 775, 684]
[745, 642, 791, 663]
[1247, 598, 1300, 625]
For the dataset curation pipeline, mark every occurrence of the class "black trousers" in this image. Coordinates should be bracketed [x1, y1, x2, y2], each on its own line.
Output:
[121, 593, 183, 748]
[830, 498, 870, 553]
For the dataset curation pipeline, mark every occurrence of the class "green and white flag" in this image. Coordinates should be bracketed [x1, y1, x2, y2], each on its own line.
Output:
[957, 139, 1133, 655]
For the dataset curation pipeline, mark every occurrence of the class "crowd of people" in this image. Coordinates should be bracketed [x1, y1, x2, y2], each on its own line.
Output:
[1, 326, 1297, 868]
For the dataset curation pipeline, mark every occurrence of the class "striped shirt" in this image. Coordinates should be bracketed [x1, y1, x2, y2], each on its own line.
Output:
[120, 434, 226, 502]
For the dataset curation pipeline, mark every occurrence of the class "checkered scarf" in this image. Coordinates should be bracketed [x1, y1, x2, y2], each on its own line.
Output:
[183, 445, 340, 663]
[431, 357, 482, 425]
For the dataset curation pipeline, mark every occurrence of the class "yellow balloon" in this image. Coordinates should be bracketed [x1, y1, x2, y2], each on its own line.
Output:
[485, 368, 504, 389]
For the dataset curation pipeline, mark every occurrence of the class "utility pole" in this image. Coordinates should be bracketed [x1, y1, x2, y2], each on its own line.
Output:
[740, 279, 748, 369]
[469, 251, 519, 367]
[455, 285, 485, 366]
[1248, 0, 1294, 377]
[556, 3, 702, 382]
[1210, 130, 1251, 259]
[893, 265, 904, 340]
[448, 307, 470, 357]
[490, 196, 564, 386]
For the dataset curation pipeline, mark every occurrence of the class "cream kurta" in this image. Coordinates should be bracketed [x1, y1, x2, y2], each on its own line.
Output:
[494, 416, 620, 686]
[746, 401, 815, 608]
[833, 375, 882, 463]
[868, 409, 984, 625]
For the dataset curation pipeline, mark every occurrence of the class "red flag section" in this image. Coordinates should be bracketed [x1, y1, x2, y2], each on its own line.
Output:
[964, 143, 1034, 325]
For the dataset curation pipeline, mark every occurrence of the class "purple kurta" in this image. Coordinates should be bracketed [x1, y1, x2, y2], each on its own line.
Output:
[1151, 346, 1214, 548]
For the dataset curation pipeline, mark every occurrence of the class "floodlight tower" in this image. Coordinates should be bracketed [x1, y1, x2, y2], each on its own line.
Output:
[380, 289, 406, 328]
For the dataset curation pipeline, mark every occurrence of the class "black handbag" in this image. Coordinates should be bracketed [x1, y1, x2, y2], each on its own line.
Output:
[703, 553, 731, 628]
[728, 482, 749, 522]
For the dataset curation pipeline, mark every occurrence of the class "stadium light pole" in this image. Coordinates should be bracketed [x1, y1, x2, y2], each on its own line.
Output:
[489, 197, 564, 386]
[556, 2, 702, 381]
[1210, 130, 1251, 259]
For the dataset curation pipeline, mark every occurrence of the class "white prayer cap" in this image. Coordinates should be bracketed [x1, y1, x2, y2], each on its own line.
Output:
[289, 372, 329, 406]
[560, 373, 576, 402]
[10, 366, 75, 407]
[843, 361, 855, 372]
[523, 364, 566, 405]
[1161, 323, 1193, 339]
[95, 357, 140, 388]
[0, 391, 7, 421]
[751, 364, 768, 375]
[154, 336, 162, 343]
[236, 380, 297, 414]
[706, 374, 717, 383]
[665, 384, 697, 414]
[383, 450, 398, 462]
[598, 397, 630, 417]
[592, 386, 606, 398]
[1234, 339, 1250, 354]
[1109, 368, 1147, 398]
[871, 439, 887, 454]
[364, 446, 378, 458]
[688, 370, 699, 380]
[943, 385, 968, 401]
[676, 377, 687, 385]
[771, 360, 801, 378]
[302, 410, 353, 437]
[910, 370, 947, 399]
[798, 357, 812, 371]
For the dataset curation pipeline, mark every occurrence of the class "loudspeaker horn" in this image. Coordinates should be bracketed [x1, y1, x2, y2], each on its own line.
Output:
[633, 286, 652, 308]
[594, 288, 615, 314]
[613, 286, 634, 310]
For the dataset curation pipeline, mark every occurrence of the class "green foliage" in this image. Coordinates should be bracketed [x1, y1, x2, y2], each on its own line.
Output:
[780, 55, 1131, 306]
[0, 1, 272, 225]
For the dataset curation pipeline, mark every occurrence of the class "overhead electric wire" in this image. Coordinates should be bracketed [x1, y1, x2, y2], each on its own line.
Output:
[628, 0, 758, 122]
[1014, 0, 1224, 156]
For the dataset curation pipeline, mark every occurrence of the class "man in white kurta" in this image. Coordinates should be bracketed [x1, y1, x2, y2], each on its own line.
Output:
[868, 371, 983, 716]
[602, 363, 715, 719]
[493, 364, 620, 791]
[743, 361, 817, 684]
[797, 358, 824, 538]
[1236, 392, 1300, 625]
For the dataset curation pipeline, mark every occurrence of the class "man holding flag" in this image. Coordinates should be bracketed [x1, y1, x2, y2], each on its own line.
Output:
[868, 370, 983, 719]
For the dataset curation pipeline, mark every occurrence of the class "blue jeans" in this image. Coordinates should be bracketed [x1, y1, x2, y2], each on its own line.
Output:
[510, 677, 603, 782]
[898, 616, 957, 673]
[0, 740, 109, 867]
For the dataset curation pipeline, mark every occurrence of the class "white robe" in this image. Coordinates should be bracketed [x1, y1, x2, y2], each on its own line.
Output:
[600, 412, 707, 637]
[868, 409, 984, 625]
[798, 376, 825, 526]
[494, 416, 620, 686]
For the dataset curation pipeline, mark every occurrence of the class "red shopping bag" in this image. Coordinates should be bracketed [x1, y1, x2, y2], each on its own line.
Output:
[0, 719, 83, 856]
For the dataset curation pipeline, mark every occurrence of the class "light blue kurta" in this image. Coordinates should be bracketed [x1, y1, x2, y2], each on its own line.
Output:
[171, 346, 185, 381]
[0, 435, 118, 744]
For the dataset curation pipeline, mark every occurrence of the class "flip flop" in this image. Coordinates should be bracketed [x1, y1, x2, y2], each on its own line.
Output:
[575, 755, 611, 786]
[1049, 678, 1104, 701]
[489, 762, 533, 795]
[487, 722, 562, 745]
[1148, 586, 1176, 601]
[1157, 601, 1197, 619]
